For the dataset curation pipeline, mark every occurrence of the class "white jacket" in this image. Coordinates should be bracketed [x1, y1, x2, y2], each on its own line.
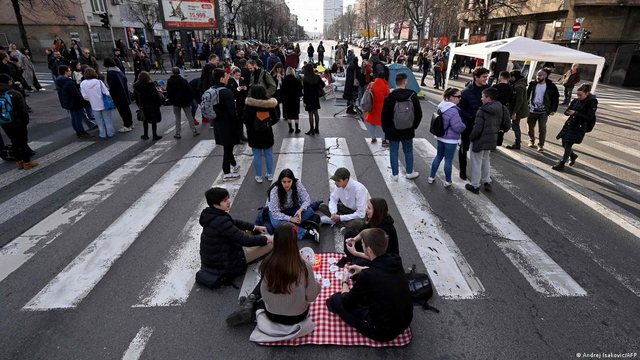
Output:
[80, 79, 110, 111]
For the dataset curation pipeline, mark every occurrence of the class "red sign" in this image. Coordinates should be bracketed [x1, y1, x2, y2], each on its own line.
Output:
[572, 22, 581, 32]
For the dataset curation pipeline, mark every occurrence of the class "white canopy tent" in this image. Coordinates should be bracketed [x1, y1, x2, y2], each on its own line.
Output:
[445, 36, 606, 94]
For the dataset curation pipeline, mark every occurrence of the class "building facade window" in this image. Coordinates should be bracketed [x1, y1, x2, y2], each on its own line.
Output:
[534, 21, 554, 40]
[91, 0, 108, 13]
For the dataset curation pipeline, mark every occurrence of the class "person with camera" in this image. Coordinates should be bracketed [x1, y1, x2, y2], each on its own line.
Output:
[552, 83, 597, 171]
[327, 228, 413, 342]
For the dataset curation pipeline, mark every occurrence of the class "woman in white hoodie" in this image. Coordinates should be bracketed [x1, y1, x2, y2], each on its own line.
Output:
[80, 67, 116, 138]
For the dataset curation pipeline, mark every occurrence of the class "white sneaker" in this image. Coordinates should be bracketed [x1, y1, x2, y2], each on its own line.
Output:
[320, 215, 335, 225]
[118, 126, 132, 133]
[266, 173, 273, 182]
[391, 175, 399, 182]
[255, 176, 263, 183]
[443, 181, 452, 188]
[406, 171, 420, 180]
[232, 164, 241, 173]
[427, 177, 435, 184]
[306, 228, 320, 243]
[223, 172, 241, 181]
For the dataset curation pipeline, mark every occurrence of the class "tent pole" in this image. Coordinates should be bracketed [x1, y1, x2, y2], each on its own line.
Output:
[445, 43, 456, 90]
[591, 60, 604, 94]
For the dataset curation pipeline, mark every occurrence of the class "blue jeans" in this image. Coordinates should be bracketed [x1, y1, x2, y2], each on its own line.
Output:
[94, 110, 116, 138]
[69, 109, 88, 135]
[430, 140, 457, 182]
[191, 99, 199, 118]
[389, 139, 414, 176]
[252, 147, 274, 177]
[366, 122, 385, 139]
[268, 206, 315, 240]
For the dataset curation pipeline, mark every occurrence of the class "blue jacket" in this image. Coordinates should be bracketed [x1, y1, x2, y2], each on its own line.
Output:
[458, 81, 488, 143]
[55, 76, 86, 110]
[105, 68, 131, 106]
[436, 101, 466, 142]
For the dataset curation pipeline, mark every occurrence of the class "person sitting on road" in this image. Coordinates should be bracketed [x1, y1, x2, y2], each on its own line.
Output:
[226, 223, 321, 328]
[267, 169, 320, 243]
[318, 167, 371, 232]
[327, 228, 413, 342]
[199, 187, 273, 285]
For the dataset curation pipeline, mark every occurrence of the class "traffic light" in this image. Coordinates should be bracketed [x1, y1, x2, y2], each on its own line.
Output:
[582, 30, 591, 42]
[99, 13, 110, 29]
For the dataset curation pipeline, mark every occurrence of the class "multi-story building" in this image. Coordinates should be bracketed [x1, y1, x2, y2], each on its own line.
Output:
[323, 0, 344, 36]
[457, 0, 640, 86]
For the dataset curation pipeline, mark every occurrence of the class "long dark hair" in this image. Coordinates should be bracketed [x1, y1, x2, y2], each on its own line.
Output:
[302, 63, 318, 85]
[268, 168, 299, 210]
[248, 84, 268, 100]
[260, 223, 308, 294]
[367, 197, 389, 228]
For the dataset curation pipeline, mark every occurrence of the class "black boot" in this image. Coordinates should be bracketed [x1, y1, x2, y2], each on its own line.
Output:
[552, 162, 565, 171]
[295, 124, 300, 134]
[226, 294, 257, 327]
[305, 128, 315, 136]
[569, 153, 578, 166]
[288, 123, 294, 133]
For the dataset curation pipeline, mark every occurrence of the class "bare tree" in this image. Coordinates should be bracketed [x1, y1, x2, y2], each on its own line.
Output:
[10, 0, 78, 50]
[222, 0, 244, 39]
[127, 0, 161, 40]
[458, 0, 528, 35]
[428, 0, 460, 40]
[403, 0, 432, 47]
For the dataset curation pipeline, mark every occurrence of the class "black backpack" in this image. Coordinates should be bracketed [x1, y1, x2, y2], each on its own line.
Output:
[406, 264, 439, 313]
[429, 110, 446, 137]
[195, 266, 239, 290]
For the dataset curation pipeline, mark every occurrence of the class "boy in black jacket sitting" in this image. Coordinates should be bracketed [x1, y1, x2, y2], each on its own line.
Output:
[327, 228, 413, 342]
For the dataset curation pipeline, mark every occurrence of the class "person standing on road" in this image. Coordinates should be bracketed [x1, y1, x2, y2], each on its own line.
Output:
[306, 43, 314, 63]
[55, 65, 92, 138]
[505, 70, 529, 150]
[317, 41, 325, 65]
[133, 71, 163, 141]
[343, 57, 360, 115]
[559, 64, 581, 105]
[281, 66, 303, 134]
[270, 63, 284, 120]
[210, 68, 242, 181]
[552, 83, 597, 171]
[48, 51, 69, 90]
[104, 58, 133, 133]
[247, 59, 276, 98]
[465, 88, 510, 194]
[0, 74, 37, 169]
[228, 67, 249, 141]
[458, 67, 489, 180]
[381, 73, 422, 181]
[80, 68, 116, 139]
[243, 85, 278, 183]
[364, 67, 390, 145]
[428, 87, 466, 188]
[166, 67, 199, 139]
[526, 69, 559, 152]
[418, 49, 431, 87]
[301, 63, 322, 135]
[79, 49, 99, 72]
[132, 49, 142, 83]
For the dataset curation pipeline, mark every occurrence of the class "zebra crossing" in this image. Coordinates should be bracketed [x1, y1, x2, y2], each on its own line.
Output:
[1, 132, 639, 317]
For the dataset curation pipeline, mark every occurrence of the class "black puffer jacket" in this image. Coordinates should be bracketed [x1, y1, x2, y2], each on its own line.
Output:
[381, 88, 422, 141]
[166, 74, 193, 107]
[557, 95, 598, 144]
[133, 80, 163, 123]
[199, 207, 268, 276]
[470, 100, 510, 152]
[243, 97, 279, 149]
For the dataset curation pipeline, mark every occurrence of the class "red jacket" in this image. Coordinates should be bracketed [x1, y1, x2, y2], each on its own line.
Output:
[365, 78, 389, 126]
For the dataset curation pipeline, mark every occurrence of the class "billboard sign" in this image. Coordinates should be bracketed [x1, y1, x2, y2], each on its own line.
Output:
[161, 0, 218, 29]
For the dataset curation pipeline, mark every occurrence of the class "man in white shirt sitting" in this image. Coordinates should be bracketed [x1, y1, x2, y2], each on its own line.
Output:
[319, 167, 371, 232]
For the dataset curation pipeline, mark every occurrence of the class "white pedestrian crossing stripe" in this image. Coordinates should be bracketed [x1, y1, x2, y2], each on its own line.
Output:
[23, 140, 217, 310]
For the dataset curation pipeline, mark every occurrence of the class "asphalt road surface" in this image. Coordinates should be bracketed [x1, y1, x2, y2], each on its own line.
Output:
[1, 40, 639, 360]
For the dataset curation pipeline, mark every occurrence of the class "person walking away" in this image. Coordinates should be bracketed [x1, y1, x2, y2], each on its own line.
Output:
[209, 68, 242, 181]
[55, 65, 92, 138]
[0, 74, 37, 169]
[326, 228, 413, 342]
[364, 68, 390, 145]
[526, 69, 559, 152]
[133, 71, 163, 141]
[381, 73, 422, 181]
[306, 43, 314, 63]
[458, 67, 489, 180]
[266, 169, 320, 242]
[560, 64, 581, 105]
[505, 70, 529, 150]
[225, 223, 319, 327]
[80, 68, 115, 139]
[104, 58, 134, 133]
[301, 63, 322, 135]
[465, 88, 510, 194]
[166, 67, 199, 139]
[492, 71, 513, 146]
[428, 88, 466, 187]
[281, 67, 303, 134]
[552, 83, 597, 171]
[243, 85, 278, 183]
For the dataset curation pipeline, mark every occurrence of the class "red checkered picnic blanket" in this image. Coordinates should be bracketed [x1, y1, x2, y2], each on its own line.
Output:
[259, 252, 412, 347]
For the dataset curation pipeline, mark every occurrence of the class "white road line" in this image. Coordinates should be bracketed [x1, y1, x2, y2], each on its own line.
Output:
[496, 147, 640, 241]
[23, 140, 216, 310]
[598, 141, 640, 159]
[325, 138, 358, 252]
[238, 138, 305, 300]
[367, 138, 484, 299]
[0, 141, 174, 283]
[544, 141, 640, 175]
[163, 120, 186, 136]
[0, 141, 137, 225]
[121, 326, 154, 360]
[415, 139, 586, 297]
[27, 141, 53, 151]
[428, 100, 438, 107]
[491, 170, 640, 297]
[0, 141, 93, 189]
[134, 145, 252, 307]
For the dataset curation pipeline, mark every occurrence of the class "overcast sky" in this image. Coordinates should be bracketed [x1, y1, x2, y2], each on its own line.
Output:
[285, 0, 356, 33]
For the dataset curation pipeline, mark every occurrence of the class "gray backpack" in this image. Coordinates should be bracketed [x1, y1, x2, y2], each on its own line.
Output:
[200, 87, 220, 120]
[360, 83, 374, 112]
[393, 95, 415, 130]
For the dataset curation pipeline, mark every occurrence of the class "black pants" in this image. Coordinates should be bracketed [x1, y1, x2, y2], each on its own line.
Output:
[458, 137, 470, 178]
[563, 86, 573, 104]
[1, 124, 31, 162]
[561, 140, 575, 163]
[223, 144, 237, 174]
[116, 100, 133, 128]
[327, 293, 397, 342]
[143, 122, 158, 137]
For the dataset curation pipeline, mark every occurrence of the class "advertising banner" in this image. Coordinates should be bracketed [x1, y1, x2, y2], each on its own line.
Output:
[162, 0, 218, 29]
